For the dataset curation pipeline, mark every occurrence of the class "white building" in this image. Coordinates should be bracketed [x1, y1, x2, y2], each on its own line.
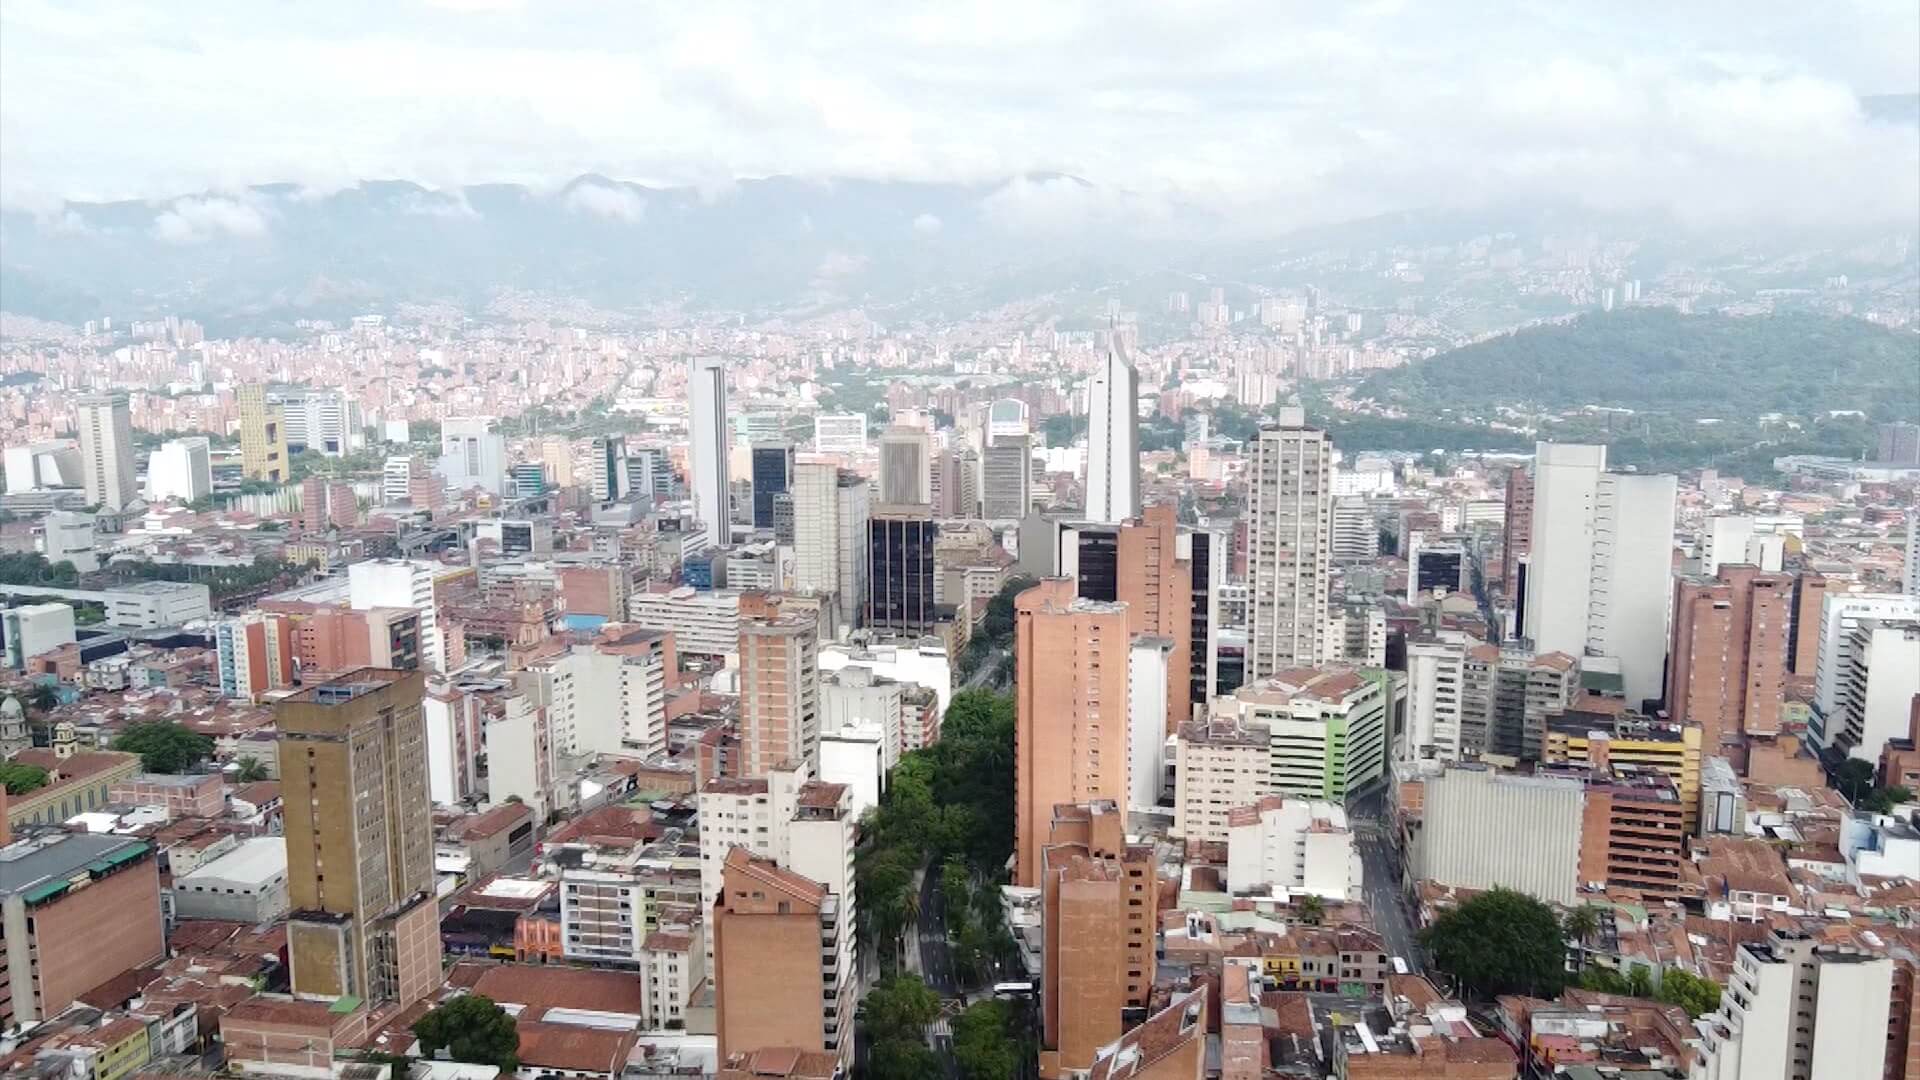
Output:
[437, 417, 505, 495]
[146, 436, 212, 503]
[277, 389, 359, 457]
[628, 587, 741, 658]
[820, 725, 887, 819]
[1830, 619, 1920, 762]
[821, 665, 904, 773]
[1128, 636, 1175, 812]
[813, 412, 868, 455]
[789, 463, 870, 636]
[1522, 443, 1676, 705]
[1223, 667, 1388, 802]
[487, 692, 554, 820]
[3, 603, 76, 669]
[4, 439, 82, 492]
[1246, 410, 1332, 680]
[74, 393, 138, 511]
[1692, 934, 1893, 1080]
[527, 638, 673, 761]
[1083, 337, 1140, 524]
[1172, 717, 1270, 844]
[1411, 766, 1583, 906]
[1811, 593, 1920, 754]
[424, 681, 484, 806]
[1404, 637, 1467, 763]
[172, 837, 289, 923]
[1225, 796, 1361, 901]
[349, 558, 447, 672]
[817, 640, 952, 722]
[41, 511, 99, 573]
[688, 357, 731, 547]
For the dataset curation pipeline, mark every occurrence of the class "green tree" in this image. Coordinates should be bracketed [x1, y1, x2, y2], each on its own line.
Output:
[952, 999, 1022, 1080]
[25, 684, 59, 714]
[112, 720, 216, 774]
[1296, 894, 1326, 926]
[1862, 786, 1914, 815]
[870, 1038, 940, 1080]
[941, 860, 972, 932]
[412, 993, 519, 1072]
[1563, 904, 1603, 970]
[864, 975, 942, 1080]
[1835, 759, 1880, 805]
[233, 756, 272, 783]
[1627, 966, 1654, 998]
[1656, 968, 1723, 1017]
[0, 762, 50, 795]
[1421, 887, 1568, 999]
[1578, 967, 1630, 994]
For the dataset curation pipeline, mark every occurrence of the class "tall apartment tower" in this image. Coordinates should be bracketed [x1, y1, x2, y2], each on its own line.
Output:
[688, 357, 731, 546]
[877, 426, 932, 506]
[1693, 931, 1894, 1080]
[865, 506, 938, 635]
[237, 384, 287, 483]
[74, 393, 137, 511]
[1013, 579, 1131, 886]
[1524, 443, 1677, 706]
[790, 463, 870, 635]
[1668, 564, 1793, 759]
[276, 669, 442, 1006]
[1501, 464, 1533, 596]
[1118, 504, 1194, 736]
[1246, 410, 1331, 680]
[749, 441, 793, 529]
[1789, 570, 1830, 674]
[712, 847, 855, 1065]
[1083, 337, 1140, 524]
[1038, 802, 1158, 1079]
[738, 603, 821, 779]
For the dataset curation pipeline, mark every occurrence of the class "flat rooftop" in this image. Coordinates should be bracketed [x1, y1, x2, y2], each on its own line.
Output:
[0, 833, 151, 899]
[286, 667, 412, 704]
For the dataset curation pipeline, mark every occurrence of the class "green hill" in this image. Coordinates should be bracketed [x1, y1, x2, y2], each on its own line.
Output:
[1358, 309, 1919, 422]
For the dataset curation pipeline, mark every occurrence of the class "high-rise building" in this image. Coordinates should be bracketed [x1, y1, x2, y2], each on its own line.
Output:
[1411, 764, 1585, 906]
[1694, 932, 1894, 1080]
[277, 388, 358, 456]
[349, 559, 447, 673]
[1181, 528, 1222, 706]
[1501, 465, 1533, 592]
[1460, 644, 1579, 760]
[74, 393, 137, 511]
[146, 436, 211, 503]
[1083, 337, 1139, 524]
[215, 613, 295, 702]
[749, 441, 793, 529]
[437, 417, 505, 495]
[689, 358, 731, 544]
[1246, 411, 1332, 680]
[3, 439, 83, 492]
[1523, 443, 1677, 706]
[738, 605, 821, 779]
[790, 464, 870, 634]
[1810, 592, 1920, 755]
[539, 435, 574, 489]
[1223, 666, 1390, 801]
[1826, 618, 1920, 763]
[1668, 565, 1793, 758]
[1118, 504, 1194, 737]
[877, 425, 932, 506]
[1172, 716, 1269, 843]
[590, 434, 628, 502]
[1038, 802, 1157, 1079]
[981, 435, 1033, 519]
[712, 846, 854, 1066]
[865, 506, 938, 635]
[1014, 579, 1131, 886]
[277, 669, 442, 1006]
[237, 384, 286, 483]
[1789, 570, 1830, 674]
[812, 412, 868, 454]
[1571, 765, 1692, 903]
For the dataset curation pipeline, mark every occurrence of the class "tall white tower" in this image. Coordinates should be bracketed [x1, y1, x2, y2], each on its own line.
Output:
[1084, 335, 1140, 524]
[75, 393, 137, 511]
[688, 357, 731, 548]
[1246, 409, 1332, 680]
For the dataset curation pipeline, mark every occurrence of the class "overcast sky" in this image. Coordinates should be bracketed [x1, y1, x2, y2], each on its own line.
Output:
[3, 1, 1917, 229]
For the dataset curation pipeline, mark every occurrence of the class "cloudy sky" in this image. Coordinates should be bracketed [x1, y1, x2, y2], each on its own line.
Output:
[3, 1, 1917, 229]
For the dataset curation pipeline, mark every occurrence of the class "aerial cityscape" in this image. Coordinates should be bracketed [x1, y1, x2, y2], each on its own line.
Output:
[0, 5, 1918, 1080]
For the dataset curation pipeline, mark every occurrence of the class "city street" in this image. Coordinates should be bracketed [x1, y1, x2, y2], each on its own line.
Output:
[916, 862, 960, 994]
[1347, 786, 1424, 973]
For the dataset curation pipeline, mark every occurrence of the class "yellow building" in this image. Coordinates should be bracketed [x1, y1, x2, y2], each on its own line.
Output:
[1544, 710, 1702, 832]
[73, 1017, 151, 1080]
[3, 745, 142, 831]
[238, 384, 286, 483]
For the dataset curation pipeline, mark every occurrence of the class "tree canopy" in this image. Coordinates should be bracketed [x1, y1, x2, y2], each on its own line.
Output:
[1421, 887, 1568, 999]
[0, 762, 50, 795]
[413, 993, 518, 1072]
[952, 999, 1024, 1080]
[112, 720, 215, 774]
[863, 975, 942, 1080]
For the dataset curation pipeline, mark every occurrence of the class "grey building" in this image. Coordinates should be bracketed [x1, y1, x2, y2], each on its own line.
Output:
[1411, 765, 1583, 906]
[172, 836, 289, 923]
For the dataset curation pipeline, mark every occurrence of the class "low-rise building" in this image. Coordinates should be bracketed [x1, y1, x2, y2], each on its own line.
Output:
[1173, 716, 1270, 845]
[0, 832, 165, 1025]
[1226, 795, 1362, 901]
[172, 837, 289, 923]
[109, 772, 226, 819]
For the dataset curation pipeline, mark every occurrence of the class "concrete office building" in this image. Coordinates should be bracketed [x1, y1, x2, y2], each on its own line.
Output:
[75, 393, 137, 511]
[1038, 802, 1157, 1079]
[812, 412, 868, 454]
[1172, 716, 1270, 844]
[1180, 527, 1223, 707]
[1522, 442, 1677, 706]
[146, 436, 212, 503]
[865, 506, 938, 635]
[41, 511, 97, 574]
[1083, 336, 1140, 524]
[1412, 765, 1584, 906]
[526, 631, 674, 762]
[0, 833, 163, 1025]
[3, 603, 76, 669]
[749, 441, 792, 529]
[1404, 637, 1467, 762]
[1014, 579, 1131, 886]
[1329, 497, 1377, 562]
[1461, 645, 1579, 761]
[821, 665, 904, 774]
[237, 384, 287, 483]
[4, 440, 82, 493]
[172, 837, 289, 923]
[1668, 564, 1793, 759]
[276, 388, 358, 457]
[349, 558, 447, 672]
[277, 669, 441, 1007]
[437, 417, 505, 495]
[1223, 667, 1389, 803]
[790, 463, 870, 635]
[1827, 619, 1920, 763]
[1224, 795, 1361, 901]
[1246, 410, 1332, 680]
[1811, 593, 1920, 756]
[688, 357, 732, 546]
[590, 434, 628, 502]
[981, 435, 1033, 520]
[877, 424, 931, 507]
[1693, 931, 1894, 1080]
[1322, 603, 1387, 669]
[628, 586, 741, 658]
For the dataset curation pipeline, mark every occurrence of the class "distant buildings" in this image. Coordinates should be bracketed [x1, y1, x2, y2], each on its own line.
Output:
[688, 357, 731, 545]
[74, 392, 137, 511]
[1083, 337, 1141, 525]
[237, 384, 286, 483]
[146, 435, 212, 503]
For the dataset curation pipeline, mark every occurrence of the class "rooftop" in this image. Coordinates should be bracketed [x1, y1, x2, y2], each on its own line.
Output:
[177, 837, 286, 887]
[0, 832, 151, 900]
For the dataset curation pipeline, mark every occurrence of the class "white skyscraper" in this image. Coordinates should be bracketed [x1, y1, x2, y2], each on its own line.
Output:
[74, 394, 137, 511]
[1083, 336, 1140, 524]
[436, 417, 505, 495]
[1246, 409, 1331, 680]
[147, 436, 212, 502]
[688, 356, 730, 547]
[1522, 442, 1677, 706]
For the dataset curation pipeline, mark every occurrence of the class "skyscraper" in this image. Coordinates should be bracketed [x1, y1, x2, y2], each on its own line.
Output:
[1668, 564, 1793, 758]
[1246, 409, 1331, 680]
[437, 417, 504, 495]
[74, 393, 137, 511]
[981, 435, 1032, 520]
[1013, 579, 1130, 886]
[688, 357, 730, 546]
[791, 463, 870, 635]
[237, 384, 286, 483]
[739, 601, 821, 779]
[1523, 443, 1678, 706]
[277, 669, 442, 1006]
[1083, 336, 1140, 524]
[865, 506, 938, 634]
[877, 425, 931, 506]
[749, 441, 793, 529]
[590, 434, 628, 502]
[1501, 464, 1533, 593]
[1117, 504, 1193, 736]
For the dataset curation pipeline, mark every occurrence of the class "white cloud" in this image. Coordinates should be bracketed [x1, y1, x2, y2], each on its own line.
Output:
[151, 196, 270, 244]
[911, 212, 942, 234]
[402, 189, 480, 219]
[561, 181, 645, 223]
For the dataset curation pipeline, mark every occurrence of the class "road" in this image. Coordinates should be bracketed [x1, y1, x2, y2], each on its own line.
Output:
[1348, 786, 1424, 972]
[916, 863, 960, 994]
[960, 647, 1009, 691]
